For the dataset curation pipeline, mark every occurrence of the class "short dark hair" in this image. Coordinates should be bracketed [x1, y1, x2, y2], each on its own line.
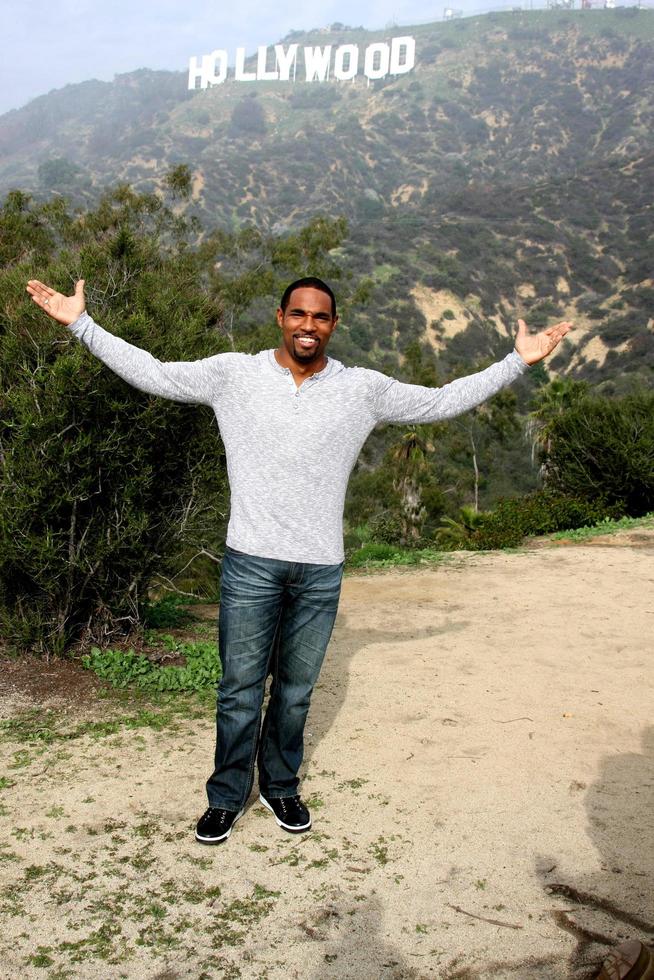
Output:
[280, 277, 337, 318]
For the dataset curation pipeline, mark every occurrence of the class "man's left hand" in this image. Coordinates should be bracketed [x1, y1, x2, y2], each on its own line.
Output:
[515, 318, 573, 366]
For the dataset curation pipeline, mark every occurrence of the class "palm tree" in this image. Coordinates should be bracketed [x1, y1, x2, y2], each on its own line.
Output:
[527, 379, 589, 476]
[435, 505, 489, 550]
[390, 427, 430, 543]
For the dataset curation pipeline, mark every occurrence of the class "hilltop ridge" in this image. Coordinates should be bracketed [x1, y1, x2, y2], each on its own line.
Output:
[1, 9, 652, 385]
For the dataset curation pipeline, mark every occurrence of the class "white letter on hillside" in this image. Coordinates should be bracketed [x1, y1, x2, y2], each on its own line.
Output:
[275, 44, 299, 81]
[257, 46, 278, 81]
[235, 47, 257, 82]
[390, 36, 416, 75]
[334, 44, 359, 81]
[188, 50, 228, 89]
[304, 46, 332, 82]
[364, 42, 390, 81]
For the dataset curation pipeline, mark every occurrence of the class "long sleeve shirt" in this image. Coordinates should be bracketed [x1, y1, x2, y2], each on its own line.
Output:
[68, 311, 529, 564]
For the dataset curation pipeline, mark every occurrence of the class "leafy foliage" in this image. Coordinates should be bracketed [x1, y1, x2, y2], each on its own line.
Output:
[82, 640, 221, 693]
[541, 391, 654, 515]
[465, 491, 622, 550]
[0, 188, 228, 654]
[142, 594, 195, 629]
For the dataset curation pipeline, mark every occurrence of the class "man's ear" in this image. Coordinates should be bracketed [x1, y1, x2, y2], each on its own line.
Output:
[276, 307, 284, 328]
[332, 314, 339, 332]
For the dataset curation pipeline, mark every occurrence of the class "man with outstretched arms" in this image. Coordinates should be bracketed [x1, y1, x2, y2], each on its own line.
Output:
[27, 275, 572, 844]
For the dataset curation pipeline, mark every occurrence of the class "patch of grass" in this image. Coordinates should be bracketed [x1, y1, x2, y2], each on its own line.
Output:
[57, 922, 125, 964]
[252, 884, 280, 900]
[132, 820, 159, 839]
[10, 748, 34, 768]
[0, 698, 206, 747]
[209, 888, 277, 948]
[370, 837, 389, 866]
[272, 849, 302, 867]
[309, 847, 339, 870]
[338, 777, 369, 790]
[184, 855, 212, 870]
[27, 947, 54, 968]
[549, 512, 654, 542]
[347, 544, 451, 570]
[24, 864, 52, 881]
[182, 884, 222, 905]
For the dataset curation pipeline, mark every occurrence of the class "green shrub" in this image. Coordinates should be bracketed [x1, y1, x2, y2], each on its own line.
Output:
[542, 392, 654, 516]
[468, 492, 622, 551]
[347, 542, 405, 566]
[0, 189, 228, 654]
[142, 594, 194, 629]
[367, 512, 405, 546]
[435, 505, 489, 549]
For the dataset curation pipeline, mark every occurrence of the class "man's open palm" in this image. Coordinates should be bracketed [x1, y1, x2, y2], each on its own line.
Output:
[26, 279, 85, 326]
[515, 317, 573, 365]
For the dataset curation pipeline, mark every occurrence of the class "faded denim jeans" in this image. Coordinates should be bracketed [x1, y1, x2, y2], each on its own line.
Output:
[206, 546, 344, 810]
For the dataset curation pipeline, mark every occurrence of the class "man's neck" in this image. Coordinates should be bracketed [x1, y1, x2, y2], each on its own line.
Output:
[274, 346, 328, 384]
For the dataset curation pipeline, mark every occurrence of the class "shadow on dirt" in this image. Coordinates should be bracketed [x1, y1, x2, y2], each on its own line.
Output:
[538, 725, 654, 979]
[302, 610, 468, 774]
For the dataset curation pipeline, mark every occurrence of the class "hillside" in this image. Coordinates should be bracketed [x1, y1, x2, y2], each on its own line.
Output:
[1, 9, 652, 387]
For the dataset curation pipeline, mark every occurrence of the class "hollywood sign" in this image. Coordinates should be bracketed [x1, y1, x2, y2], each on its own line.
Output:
[188, 37, 416, 89]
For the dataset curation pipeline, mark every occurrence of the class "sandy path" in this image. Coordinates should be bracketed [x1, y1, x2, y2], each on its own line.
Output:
[0, 535, 653, 979]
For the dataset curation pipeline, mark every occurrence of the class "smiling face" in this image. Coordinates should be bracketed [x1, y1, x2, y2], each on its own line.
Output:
[276, 287, 338, 367]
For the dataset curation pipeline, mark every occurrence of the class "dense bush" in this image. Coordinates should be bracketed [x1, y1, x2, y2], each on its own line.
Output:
[543, 391, 654, 516]
[0, 189, 229, 654]
[229, 96, 267, 137]
[466, 492, 622, 550]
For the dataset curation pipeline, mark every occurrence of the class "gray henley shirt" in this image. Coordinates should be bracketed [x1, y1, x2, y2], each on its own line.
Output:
[68, 311, 529, 564]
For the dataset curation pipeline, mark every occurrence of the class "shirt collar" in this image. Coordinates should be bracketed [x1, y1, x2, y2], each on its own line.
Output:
[266, 348, 334, 381]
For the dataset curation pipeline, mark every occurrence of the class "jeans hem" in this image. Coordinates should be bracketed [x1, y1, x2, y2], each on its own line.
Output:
[205, 799, 243, 812]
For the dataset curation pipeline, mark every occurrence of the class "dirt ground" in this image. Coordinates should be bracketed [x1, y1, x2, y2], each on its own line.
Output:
[1, 531, 653, 979]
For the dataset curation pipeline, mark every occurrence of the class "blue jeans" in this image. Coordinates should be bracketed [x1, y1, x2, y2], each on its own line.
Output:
[206, 546, 344, 810]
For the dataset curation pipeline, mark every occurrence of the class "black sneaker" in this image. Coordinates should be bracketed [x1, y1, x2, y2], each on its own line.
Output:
[195, 806, 244, 844]
[259, 793, 312, 833]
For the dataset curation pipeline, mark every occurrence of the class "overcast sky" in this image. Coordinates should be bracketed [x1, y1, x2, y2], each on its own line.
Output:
[1, 0, 503, 116]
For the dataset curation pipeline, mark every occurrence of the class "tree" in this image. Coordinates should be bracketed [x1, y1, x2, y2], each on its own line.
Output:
[1, 187, 230, 653]
[435, 505, 488, 549]
[164, 164, 192, 200]
[229, 97, 267, 137]
[541, 391, 654, 515]
[390, 428, 430, 543]
[527, 378, 590, 470]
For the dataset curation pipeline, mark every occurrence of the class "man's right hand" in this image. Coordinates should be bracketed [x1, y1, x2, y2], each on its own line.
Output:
[26, 279, 86, 325]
